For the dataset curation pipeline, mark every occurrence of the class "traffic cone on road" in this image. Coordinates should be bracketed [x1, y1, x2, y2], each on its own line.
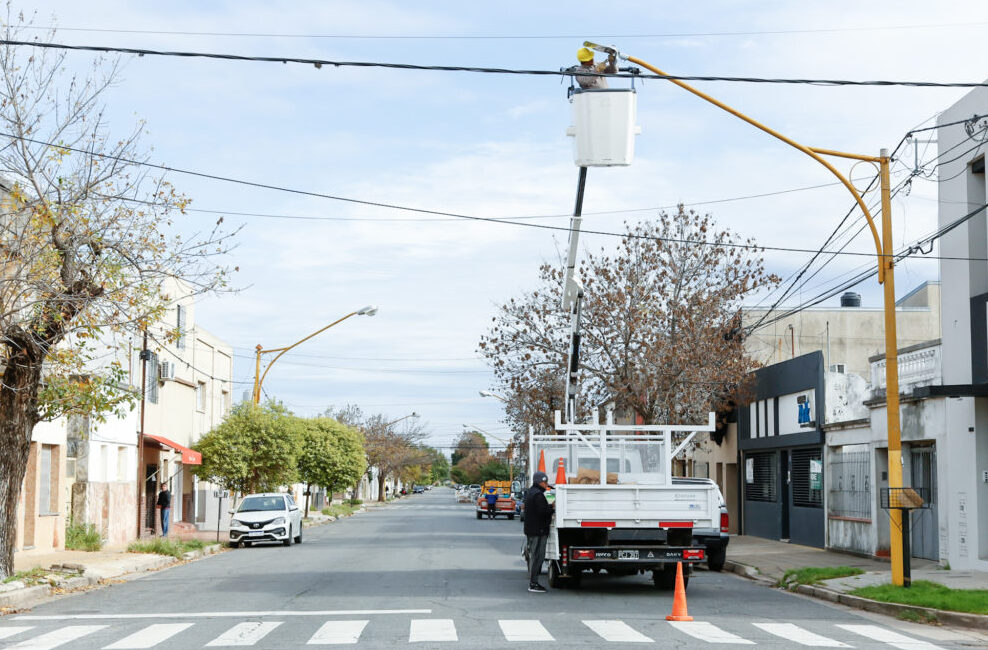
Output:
[537, 449, 546, 473]
[666, 562, 693, 621]
[555, 459, 567, 484]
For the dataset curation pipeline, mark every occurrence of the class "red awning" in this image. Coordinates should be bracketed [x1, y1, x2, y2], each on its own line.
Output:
[143, 433, 202, 465]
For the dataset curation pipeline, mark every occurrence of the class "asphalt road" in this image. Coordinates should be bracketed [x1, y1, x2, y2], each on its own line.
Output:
[0, 488, 980, 649]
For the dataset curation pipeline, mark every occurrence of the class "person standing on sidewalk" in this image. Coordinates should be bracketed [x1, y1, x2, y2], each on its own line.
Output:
[524, 471, 553, 592]
[156, 483, 171, 537]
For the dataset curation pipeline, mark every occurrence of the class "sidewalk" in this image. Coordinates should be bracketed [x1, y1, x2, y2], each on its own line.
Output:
[723, 535, 988, 628]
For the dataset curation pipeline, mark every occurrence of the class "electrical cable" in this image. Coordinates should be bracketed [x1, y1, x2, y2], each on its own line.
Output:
[3, 39, 988, 88]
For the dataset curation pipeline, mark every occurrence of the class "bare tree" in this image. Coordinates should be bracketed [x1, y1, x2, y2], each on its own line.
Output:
[0, 13, 233, 577]
[480, 206, 777, 431]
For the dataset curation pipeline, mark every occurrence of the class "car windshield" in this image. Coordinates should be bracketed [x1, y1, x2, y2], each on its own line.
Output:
[238, 496, 285, 512]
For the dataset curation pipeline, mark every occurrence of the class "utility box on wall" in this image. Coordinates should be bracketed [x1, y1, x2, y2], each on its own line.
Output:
[566, 88, 640, 167]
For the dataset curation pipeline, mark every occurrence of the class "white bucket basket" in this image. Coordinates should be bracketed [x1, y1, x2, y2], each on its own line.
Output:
[566, 88, 641, 167]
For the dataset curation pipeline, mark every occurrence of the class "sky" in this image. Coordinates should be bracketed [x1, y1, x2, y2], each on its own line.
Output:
[20, 1, 988, 454]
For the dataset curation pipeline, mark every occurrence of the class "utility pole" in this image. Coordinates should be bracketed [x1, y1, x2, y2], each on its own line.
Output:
[136, 331, 149, 539]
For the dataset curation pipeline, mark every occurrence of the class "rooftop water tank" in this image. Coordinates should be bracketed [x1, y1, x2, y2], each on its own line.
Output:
[840, 291, 861, 307]
[566, 88, 641, 167]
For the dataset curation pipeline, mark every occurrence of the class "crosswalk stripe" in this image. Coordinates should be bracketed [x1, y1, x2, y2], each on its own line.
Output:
[668, 621, 755, 645]
[307, 620, 368, 645]
[582, 620, 652, 643]
[837, 624, 944, 650]
[103, 623, 193, 649]
[409, 619, 457, 643]
[498, 620, 554, 641]
[205, 622, 282, 646]
[9, 625, 107, 649]
[753, 623, 850, 647]
[0, 627, 34, 640]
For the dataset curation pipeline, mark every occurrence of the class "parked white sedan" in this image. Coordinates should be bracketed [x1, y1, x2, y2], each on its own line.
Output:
[229, 493, 303, 548]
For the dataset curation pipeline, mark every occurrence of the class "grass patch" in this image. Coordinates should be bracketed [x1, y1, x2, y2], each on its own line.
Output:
[127, 538, 208, 559]
[2, 567, 67, 586]
[321, 504, 358, 518]
[779, 566, 864, 589]
[346, 498, 362, 506]
[850, 580, 988, 615]
[65, 520, 103, 551]
[897, 609, 939, 624]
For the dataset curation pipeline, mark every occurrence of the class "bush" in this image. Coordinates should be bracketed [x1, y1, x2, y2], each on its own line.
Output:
[127, 538, 208, 559]
[321, 504, 358, 518]
[65, 520, 103, 551]
[346, 498, 362, 506]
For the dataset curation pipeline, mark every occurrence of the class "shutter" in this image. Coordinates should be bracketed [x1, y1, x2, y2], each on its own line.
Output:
[791, 447, 823, 508]
[146, 352, 159, 404]
[746, 451, 777, 502]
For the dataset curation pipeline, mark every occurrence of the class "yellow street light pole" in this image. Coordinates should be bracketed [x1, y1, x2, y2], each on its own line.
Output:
[615, 47, 906, 586]
[252, 305, 378, 405]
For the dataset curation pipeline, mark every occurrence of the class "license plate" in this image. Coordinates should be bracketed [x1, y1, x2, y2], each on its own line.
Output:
[248, 531, 264, 537]
[618, 550, 639, 560]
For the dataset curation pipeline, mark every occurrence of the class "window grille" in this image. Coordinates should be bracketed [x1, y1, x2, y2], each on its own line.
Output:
[145, 352, 159, 404]
[746, 451, 777, 502]
[828, 449, 870, 519]
[791, 447, 824, 508]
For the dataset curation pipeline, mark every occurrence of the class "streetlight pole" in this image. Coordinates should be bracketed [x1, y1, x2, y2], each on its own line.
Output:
[611, 45, 906, 585]
[252, 305, 378, 404]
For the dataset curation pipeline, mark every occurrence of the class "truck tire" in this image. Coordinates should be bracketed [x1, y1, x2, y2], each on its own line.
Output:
[548, 561, 563, 589]
[508, 514, 515, 520]
[707, 548, 726, 572]
[652, 565, 689, 590]
[476, 511, 483, 519]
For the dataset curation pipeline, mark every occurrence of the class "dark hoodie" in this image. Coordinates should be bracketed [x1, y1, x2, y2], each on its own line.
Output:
[523, 483, 552, 536]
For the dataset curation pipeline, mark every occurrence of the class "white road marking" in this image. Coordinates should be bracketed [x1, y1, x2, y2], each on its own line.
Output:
[103, 623, 193, 649]
[307, 620, 368, 645]
[667, 621, 755, 644]
[9, 625, 107, 649]
[498, 620, 554, 641]
[753, 623, 851, 647]
[409, 619, 457, 643]
[15, 609, 430, 620]
[0, 627, 33, 640]
[837, 624, 944, 650]
[205, 622, 282, 646]
[582, 620, 653, 643]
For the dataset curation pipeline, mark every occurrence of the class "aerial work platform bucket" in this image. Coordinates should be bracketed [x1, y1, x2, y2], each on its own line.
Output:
[566, 88, 641, 167]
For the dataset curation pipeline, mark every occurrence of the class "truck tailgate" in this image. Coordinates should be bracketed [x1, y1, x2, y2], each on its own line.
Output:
[556, 484, 717, 528]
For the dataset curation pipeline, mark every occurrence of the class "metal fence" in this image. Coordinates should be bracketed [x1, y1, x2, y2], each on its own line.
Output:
[827, 449, 871, 519]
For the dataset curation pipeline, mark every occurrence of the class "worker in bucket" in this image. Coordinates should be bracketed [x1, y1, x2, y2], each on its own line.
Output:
[524, 471, 554, 592]
[572, 46, 617, 90]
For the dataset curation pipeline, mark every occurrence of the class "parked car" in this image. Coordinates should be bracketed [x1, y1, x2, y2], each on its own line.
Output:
[228, 493, 303, 548]
[412, 485, 425, 494]
[680, 478, 729, 571]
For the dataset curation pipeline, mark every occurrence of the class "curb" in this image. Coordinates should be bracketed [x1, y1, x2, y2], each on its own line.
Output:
[723, 560, 988, 631]
[1, 543, 223, 613]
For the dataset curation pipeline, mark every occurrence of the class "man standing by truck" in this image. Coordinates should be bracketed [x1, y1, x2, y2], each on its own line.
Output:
[524, 471, 553, 592]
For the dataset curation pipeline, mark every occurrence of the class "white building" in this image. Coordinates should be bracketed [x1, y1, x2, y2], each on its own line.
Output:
[936, 84, 988, 571]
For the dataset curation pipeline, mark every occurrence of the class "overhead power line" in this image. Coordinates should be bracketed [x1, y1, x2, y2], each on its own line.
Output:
[3, 39, 987, 88]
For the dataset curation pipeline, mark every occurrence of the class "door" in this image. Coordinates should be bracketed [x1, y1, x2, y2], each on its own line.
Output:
[910, 446, 938, 561]
[780, 450, 790, 541]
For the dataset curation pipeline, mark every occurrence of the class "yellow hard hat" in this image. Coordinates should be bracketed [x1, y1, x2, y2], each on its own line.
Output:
[577, 47, 594, 62]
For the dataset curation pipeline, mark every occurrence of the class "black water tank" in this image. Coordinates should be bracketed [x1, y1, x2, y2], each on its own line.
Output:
[841, 291, 861, 307]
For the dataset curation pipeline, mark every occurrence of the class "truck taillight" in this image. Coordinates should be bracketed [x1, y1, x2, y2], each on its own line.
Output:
[683, 549, 705, 560]
[572, 549, 595, 560]
[720, 512, 729, 533]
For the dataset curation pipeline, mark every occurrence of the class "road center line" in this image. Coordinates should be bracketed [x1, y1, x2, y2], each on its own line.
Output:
[15, 609, 431, 621]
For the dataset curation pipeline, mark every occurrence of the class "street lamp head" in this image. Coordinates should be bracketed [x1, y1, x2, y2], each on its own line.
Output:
[411, 412, 419, 418]
[357, 305, 378, 316]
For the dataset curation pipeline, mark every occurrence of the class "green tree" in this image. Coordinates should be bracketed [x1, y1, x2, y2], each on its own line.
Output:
[479, 460, 510, 482]
[192, 402, 302, 495]
[297, 417, 366, 516]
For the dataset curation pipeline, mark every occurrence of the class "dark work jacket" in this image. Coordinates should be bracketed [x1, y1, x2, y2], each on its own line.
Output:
[523, 484, 552, 537]
[156, 490, 171, 508]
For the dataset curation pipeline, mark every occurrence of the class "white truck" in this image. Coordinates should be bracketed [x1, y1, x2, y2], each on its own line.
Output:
[530, 409, 721, 590]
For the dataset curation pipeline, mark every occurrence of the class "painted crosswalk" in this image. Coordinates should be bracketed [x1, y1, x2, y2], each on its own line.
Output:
[0, 618, 955, 648]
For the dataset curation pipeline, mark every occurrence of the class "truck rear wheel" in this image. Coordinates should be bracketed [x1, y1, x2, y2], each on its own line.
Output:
[548, 561, 562, 589]
[476, 511, 482, 519]
[707, 548, 726, 572]
[507, 514, 515, 520]
[653, 565, 689, 590]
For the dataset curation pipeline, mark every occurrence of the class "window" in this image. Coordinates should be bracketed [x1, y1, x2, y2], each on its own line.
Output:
[745, 452, 777, 502]
[117, 446, 128, 482]
[828, 447, 870, 519]
[196, 382, 206, 412]
[791, 447, 824, 508]
[39, 444, 59, 515]
[176, 305, 187, 350]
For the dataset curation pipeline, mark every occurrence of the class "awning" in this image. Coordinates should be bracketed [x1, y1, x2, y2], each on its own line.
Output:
[143, 433, 202, 465]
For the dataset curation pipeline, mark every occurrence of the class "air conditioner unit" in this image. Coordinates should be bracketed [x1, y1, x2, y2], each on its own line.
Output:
[159, 361, 176, 381]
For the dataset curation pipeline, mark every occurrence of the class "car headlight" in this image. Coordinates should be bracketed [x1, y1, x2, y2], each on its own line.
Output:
[271, 517, 286, 526]
[231, 519, 243, 527]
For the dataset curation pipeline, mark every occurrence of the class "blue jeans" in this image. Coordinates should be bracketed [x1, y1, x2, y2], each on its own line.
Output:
[160, 508, 170, 536]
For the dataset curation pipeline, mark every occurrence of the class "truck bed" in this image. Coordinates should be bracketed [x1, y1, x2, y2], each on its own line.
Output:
[554, 482, 719, 529]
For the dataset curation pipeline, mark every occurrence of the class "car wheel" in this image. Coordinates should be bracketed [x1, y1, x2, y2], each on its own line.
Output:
[242, 542, 252, 548]
[283, 526, 293, 546]
[707, 548, 726, 572]
[295, 525, 302, 544]
[229, 541, 240, 549]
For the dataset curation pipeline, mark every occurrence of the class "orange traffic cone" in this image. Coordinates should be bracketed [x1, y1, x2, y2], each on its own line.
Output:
[555, 458, 567, 484]
[537, 449, 546, 473]
[666, 562, 693, 621]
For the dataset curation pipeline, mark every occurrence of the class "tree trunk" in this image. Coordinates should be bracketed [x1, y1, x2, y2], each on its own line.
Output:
[304, 483, 311, 519]
[0, 353, 44, 579]
[377, 473, 386, 503]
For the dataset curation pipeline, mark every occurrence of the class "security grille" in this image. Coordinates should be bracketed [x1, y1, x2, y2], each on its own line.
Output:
[828, 449, 871, 519]
[746, 451, 777, 502]
[791, 447, 824, 508]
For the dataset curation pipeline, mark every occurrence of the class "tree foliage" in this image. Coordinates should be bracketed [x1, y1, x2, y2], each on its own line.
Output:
[191, 402, 302, 495]
[297, 417, 366, 494]
[480, 207, 778, 427]
[450, 431, 491, 484]
[0, 14, 233, 578]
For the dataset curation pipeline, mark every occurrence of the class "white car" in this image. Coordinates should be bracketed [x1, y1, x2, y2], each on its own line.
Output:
[229, 493, 303, 548]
